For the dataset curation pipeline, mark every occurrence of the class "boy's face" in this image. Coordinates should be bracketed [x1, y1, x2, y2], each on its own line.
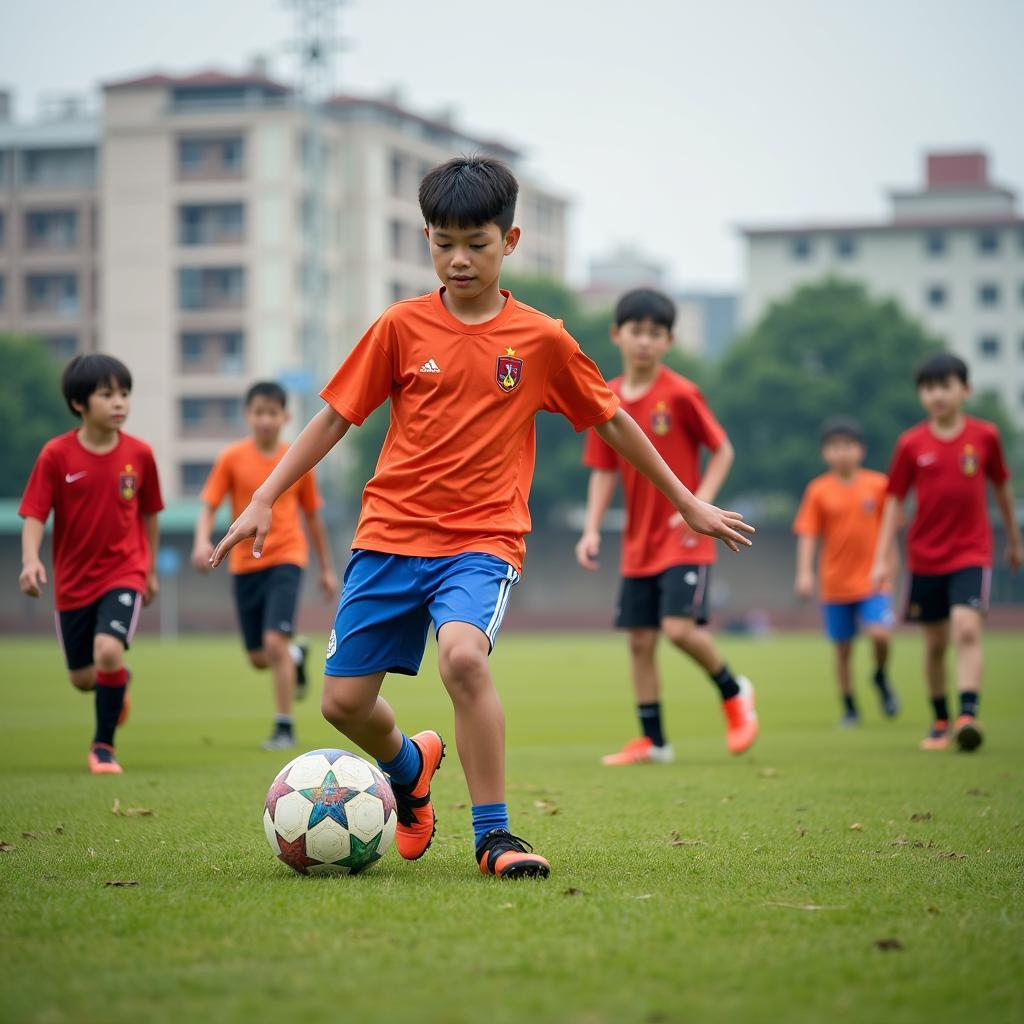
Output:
[822, 436, 865, 475]
[246, 395, 288, 445]
[611, 318, 673, 371]
[918, 375, 970, 420]
[424, 222, 520, 301]
[76, 378, 130, 430]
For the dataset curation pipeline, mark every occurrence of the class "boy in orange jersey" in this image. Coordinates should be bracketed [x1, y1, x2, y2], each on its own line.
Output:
[576, 288, 758, 765]
[794, 417, 899, 727]
[210, 156, 753, 880]
[871, 354, 1021, 753]
[19, 354, 163, 775]
[192, 382, 337, 750]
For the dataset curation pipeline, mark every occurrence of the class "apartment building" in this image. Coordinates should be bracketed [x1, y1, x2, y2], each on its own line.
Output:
[740, 151, 1024, 425]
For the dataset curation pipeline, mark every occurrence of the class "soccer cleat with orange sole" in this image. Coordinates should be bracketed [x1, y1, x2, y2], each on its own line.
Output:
[601, 736, 675, 766]
[88, 743, 123, 775]
[722, 677, 758, 754]
[392, 730, 445, 860]
[954, 714, 983, 752]
[919, 721, 950, 751]
[476, 828, 550, 879]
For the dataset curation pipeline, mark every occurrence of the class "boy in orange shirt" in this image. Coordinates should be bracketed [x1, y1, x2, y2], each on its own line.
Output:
[192, 382, 337, 750]
[794, 417, 898, 727]
[576, 288, 758, 765]
[210, 156, 753, 880]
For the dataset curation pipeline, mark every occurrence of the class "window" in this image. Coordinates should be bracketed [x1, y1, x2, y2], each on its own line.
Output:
[390, 280, 408, 303]
[977, 336, 1001, 358]
[790, 237, 812, 260]
[178, 203, 245, 246]
[43, 335, 78, 360]
[179, 397, 244, 438]
[177, 137, 245, 180]
[977, 229, 1000, 255]
[25, 209, 78, 249]
[180, 462, 215, 496]
[389, 152, 405, 197]
[179, 331, 244, 374]
[834, 235, 857, 259]
[25, 273, 79, 316]
[178, 267, 245, 310]
[926, 284, 947, 308]
[924, 231, 946, 257]
[21, 147, 96, 187]
[977, 283, 1000, 307]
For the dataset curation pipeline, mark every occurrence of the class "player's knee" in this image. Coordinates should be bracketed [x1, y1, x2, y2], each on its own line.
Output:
[93, 635, 124, 672]
[69, 668, 95, 691]
[320, 684, 370, 729]
[248, 649, 269, 669]
[262, 632, 289, 662]
[627, 631, 657, 660]
[439, 641, 489, 687]
[662, 618, 698, 650]
[952, 618, 981, 648]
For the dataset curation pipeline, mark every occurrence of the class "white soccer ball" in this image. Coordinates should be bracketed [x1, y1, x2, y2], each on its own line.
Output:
[263, 748, 398, 875]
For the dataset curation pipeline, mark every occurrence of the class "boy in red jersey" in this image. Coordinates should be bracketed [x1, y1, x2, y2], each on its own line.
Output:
[192, 381, 337, 750]
[18, 355, 163, 774]
[872, 354, 1021, 752]
[576, 289, 757, 765]
[210, 157, 753, 880]
[794, 417, 899, 727]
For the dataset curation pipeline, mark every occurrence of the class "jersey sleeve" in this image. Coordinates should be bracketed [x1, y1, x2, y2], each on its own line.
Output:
[792, 484, 823, 536]
[138, 446, 165, 515]
[679, 386, 727, 451]
[200, 451, 232, 509]
[18, 444, 57, 522]
[543, 331, 619, 432]
[985, 425, 1010, 485]
[885, 436, 915, 499]
[320, 316, 394, 427]
[582, 426, 618, 471]
[297, 468, 324, 513]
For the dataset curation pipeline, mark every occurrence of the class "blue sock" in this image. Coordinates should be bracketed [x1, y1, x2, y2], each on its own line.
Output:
[377, 734, 422, 788]
[472, 802, 509, 846]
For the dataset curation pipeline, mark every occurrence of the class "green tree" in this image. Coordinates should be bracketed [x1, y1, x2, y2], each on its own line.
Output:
[0, 335, 72, 498]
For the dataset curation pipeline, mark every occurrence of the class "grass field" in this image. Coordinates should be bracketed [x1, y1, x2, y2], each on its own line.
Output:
[1, 630, 1022, 1024]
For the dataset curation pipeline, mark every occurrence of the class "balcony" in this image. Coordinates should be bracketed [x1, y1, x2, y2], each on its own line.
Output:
[25, 210, 79, 250]
[25, 273, 79, 318]
[177, 138, 245, 182]
[179, 203, 245, 247]
[179, 330, 245, 375]
[178, 267, 245, 311]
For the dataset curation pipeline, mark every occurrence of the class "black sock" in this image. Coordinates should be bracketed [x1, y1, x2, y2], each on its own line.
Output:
[94, 668, 128, 747]
[931, 695, 949, 723]
[637, 703, 665, 747]
[274, 715, 294, 734]
[710, 664, 741, 701]
[842, 694, 857, 715]
[959, 692, 979, 718]
[872, 668, 890, 692]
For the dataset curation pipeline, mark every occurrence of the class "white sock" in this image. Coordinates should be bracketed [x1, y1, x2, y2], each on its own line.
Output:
[288, 642, 303, 665]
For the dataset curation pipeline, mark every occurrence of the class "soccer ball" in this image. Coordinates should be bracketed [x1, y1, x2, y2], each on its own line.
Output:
[263, 748, 398, 875]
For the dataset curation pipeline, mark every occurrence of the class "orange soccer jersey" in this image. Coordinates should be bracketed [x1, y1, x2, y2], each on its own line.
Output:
[201, 438, 323, 575]
[320, 289, 619, 572]
[793, 469, 888, 603]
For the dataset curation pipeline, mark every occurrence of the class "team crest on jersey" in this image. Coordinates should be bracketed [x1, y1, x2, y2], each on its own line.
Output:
[651, 401, 671, 436]
[119, 464, 137, 501]
[960, 444, 978, 477]
[496, 347, 523, 393]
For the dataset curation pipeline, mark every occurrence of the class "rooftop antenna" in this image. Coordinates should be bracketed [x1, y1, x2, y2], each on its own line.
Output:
[284, 0, 347, 102]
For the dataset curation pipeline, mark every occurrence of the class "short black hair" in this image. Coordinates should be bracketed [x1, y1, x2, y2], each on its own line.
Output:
[915, 352, 969, 387]
[419, 156, 518, 235]
[245, 381, 287, 408]
[614, 289, 676, 330]
[61, 354, 132, 417]
[820, 416, 864, 445]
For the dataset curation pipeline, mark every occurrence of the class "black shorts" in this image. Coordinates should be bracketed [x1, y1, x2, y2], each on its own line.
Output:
[232, 563, 303, 652]
[616, 564, 711, 629]
[56, 588, 142, 671]
[905, 566, 990, 624]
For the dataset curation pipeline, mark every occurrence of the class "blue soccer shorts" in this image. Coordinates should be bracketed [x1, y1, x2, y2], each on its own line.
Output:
[324, 550, 520, 678]
[822, 593, 895, 643]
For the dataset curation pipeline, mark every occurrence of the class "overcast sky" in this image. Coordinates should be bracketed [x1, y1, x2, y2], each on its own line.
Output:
[2, 0, 1020, 288]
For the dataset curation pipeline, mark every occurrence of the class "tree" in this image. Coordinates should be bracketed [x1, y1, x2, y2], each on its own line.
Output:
[0, 335, 73, 498]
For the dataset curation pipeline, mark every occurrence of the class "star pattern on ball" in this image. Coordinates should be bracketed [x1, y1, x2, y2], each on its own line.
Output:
[332, 831, 385, 874]
[299, 770, 361, 830]
[275, 833, 319, 875]
[368, 778, 397, 820]
[264, 775, 294, 817]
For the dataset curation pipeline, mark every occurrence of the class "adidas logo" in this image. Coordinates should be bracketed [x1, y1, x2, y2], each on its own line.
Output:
[419, 359, 441, 373]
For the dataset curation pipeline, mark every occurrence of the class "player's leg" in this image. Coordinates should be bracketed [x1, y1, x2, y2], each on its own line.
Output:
[259, 565, 304, 750]
[430, 554, 548, 879]
[833, 640, 859, 727]
[660, 565, 757, 755]
[860, 593, 899, 717]
[908, 574, 952, 750]
[949, 568, 988, 751]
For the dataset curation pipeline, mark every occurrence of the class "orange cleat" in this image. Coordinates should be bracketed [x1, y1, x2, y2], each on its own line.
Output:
[88, 743, 123, 775]
[476, 828, 550, 879]
[601, 737, 675, 766]
[919, 721, 950, 751]
[392, 730, 445, 860]
[954, 715, 983, 753]
[722, 677, 758, 755]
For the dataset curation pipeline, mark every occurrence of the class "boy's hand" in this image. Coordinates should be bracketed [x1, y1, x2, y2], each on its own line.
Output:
[211, 498, 273, 568]
[144, 572, 159, 606]
[19, 559, 47, 598]
[677, 500, 754, 554]
[319, 568, 339, 598]
[575, 530, 601, 571]
[1006, 538, 1024, 575]
[795, 571, 815, 601]
[191, 540, 214, 573]
[870, 559, 890, 593]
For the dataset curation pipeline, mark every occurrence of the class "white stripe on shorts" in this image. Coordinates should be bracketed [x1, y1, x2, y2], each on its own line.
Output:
[126, 591, 142, 644]
[485, 565, 519, 644]
[980, 567, 992, 612]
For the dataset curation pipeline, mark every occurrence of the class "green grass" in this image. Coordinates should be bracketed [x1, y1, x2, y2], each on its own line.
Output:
[1, 631, 1022, 1024]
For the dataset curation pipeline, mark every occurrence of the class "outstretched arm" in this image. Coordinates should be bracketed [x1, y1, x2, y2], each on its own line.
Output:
[871, 495, 903, 591]
[211, 406, 352, 567]
[575, 469, 617, 570]
[993, 480, 1023, 573]
[594, 409, 753, 552]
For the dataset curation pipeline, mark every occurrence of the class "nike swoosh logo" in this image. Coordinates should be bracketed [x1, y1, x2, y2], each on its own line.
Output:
[65, 472, 88, 483]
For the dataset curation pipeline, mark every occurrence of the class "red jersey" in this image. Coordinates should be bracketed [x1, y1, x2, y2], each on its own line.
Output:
[886, 417, 1009, 575]
[19, 430, 164, 611]
[583, 366, 727, 577]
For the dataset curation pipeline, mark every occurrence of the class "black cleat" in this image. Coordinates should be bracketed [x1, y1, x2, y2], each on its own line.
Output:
[476, 828, 550, 879]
